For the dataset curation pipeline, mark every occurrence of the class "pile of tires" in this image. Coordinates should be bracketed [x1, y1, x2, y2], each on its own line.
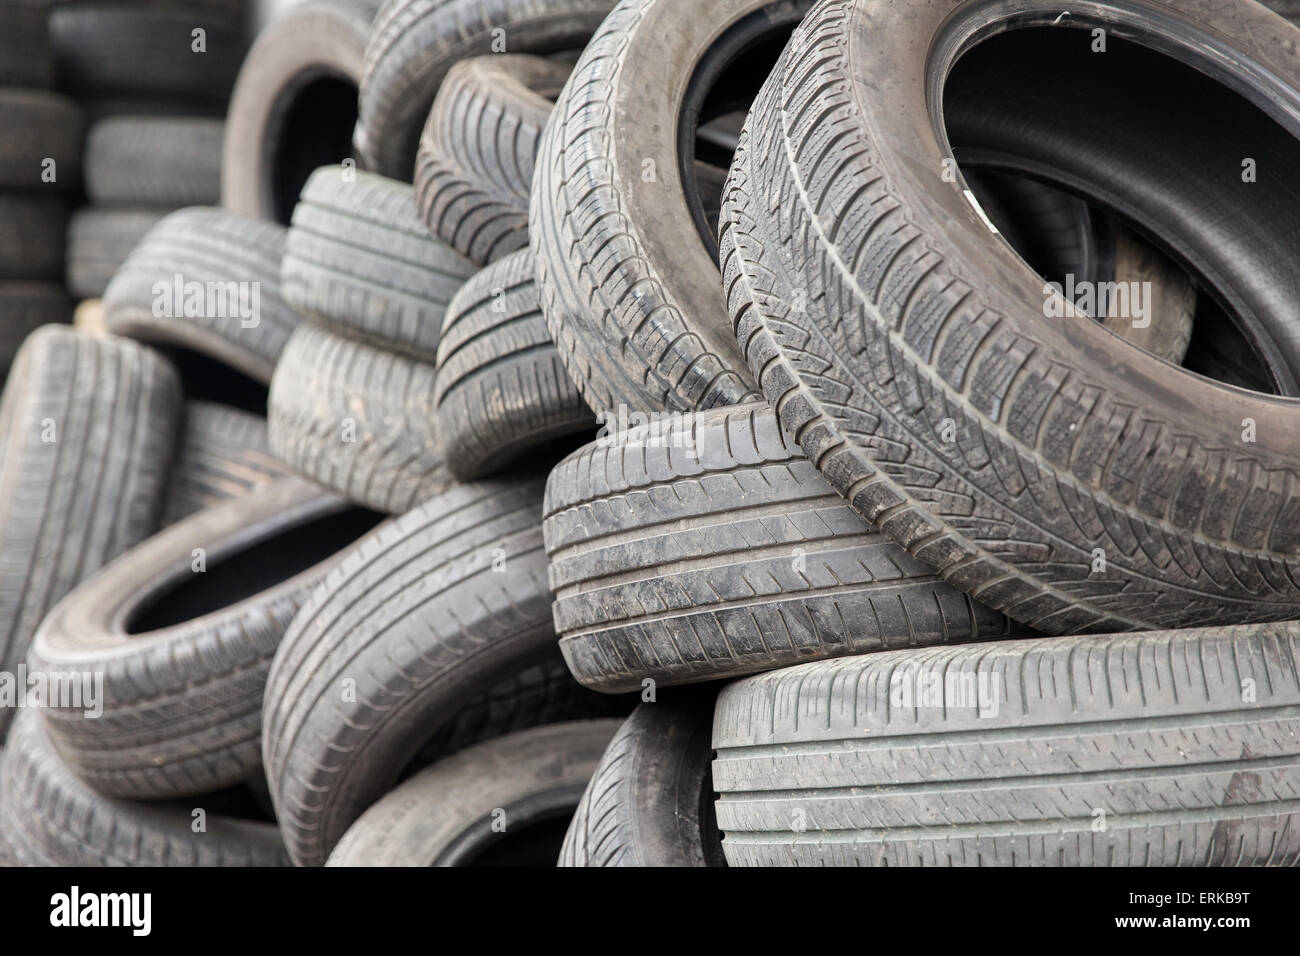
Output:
[2, 0, 1300, 868]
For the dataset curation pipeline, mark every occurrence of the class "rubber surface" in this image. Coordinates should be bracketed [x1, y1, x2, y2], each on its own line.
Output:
[85, 116, 223, 206]
[66, 207, 168, 300]
[0, 283, 70, 372]
[0, 89, 83, 191]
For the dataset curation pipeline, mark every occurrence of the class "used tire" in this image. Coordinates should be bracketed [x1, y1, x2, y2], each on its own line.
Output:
[222, 0, 383, 224]
[721, 0, 1300, 634]
[530, 0, 814, 415]
[66, 207, 168, 300]
[267, 322, 450, 514]
[712, 620, 1300, 866]
[0, 327, 180, 739]
[282, 167, 475, 358]
[0, 283, 70, 372]
[0, 3, 53, 88]
[0, 90, 83, 190]
[357, 0, 615, 179]
[29, 477, 382, 799]
[103, 207, 296, 384]
[435, 248, 593, 480]
[85, 116, 224, 206]
[263, 476, 557, 866]
[560, 691, 724, 867]
[1, 712, 288, 867]
[327, 720, 620, 866]
[544, 402, 1017, 693]
[415, 54, 570, 266]
[0, 195, 67, 281]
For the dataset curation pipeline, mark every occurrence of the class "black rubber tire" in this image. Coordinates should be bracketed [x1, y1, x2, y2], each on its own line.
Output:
[103, 207, 296, 385]
[435, 248, 593, 480]
[50, 5, 247, 106]
[0, 89, 83, 191]
[267, 322, 450, 515]
[713, 620, 1300, 867]
[560, 691, 725, 867]
[0, 195, 67, 281]
[28, 477, 382, 800]
[357, 0, 616, 180]
[545, 402, 1018, 693]
[1, 712, 288, 867]
[282, 167, 475, 358]
[66, 207, 168, 300]
[0, 326, 180, 738]
[221, 0, 382, 224]
[0, 3, 53, 88]
[530, 0, 814, 415]
[0, 283, 70, 372]
[721, 0, 1300, 635]
[85, 116, 223, 206]
[262, 476, 557, 866]
[327, 719, 619, 866]
[415, 54, 570, 266]
[161, 400, 294, 525]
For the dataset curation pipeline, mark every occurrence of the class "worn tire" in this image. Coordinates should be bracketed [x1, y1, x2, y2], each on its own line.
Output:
[282, 168, 475, 357]
[721, 0, 1300, 634]
[560, 691, 724, 867]
[0, 90, 83, 190]
[713, 620, 1300, 866]
[415, 54, 570, 265]
[327, 719, 619, 866]
[0, 195, 67, 281]
[357, 0, 615, 179]
[0, 3, 53, 88]
[0, 283, 70, 372]
[1, 712, 288, 867]
[545, 402, 1018, 693]
[267, 322, 450, 514]
[263, 476, 558, 866]
[0, 327, 180, 738]
[85, 116, 223, 206]
[435, 248, 593, 480]
[66, 207, 167, 300]
[222, 0, 382, 224]
[103, 207, 295, 385]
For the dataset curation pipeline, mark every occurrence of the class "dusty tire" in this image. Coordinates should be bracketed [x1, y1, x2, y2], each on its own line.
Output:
[222, 0, 382, 224]
[85, 116, 224, 206]
[560, 691, 724, 867]
[0, 195, 67, 281]
[415, 54, 570, 266]
[103, 207, 295, 384]
[263, 476, 557, 866]
[0, 283, 70, 372]
[544, 402, 1017, 693]
[327, 720, 619, 866]
[1, 712, 288, 867]
[0, 327, 180, 738]
[66, 208, 168, 300]
[721, 0, 1300, 634]
[282, 168, 474, 358]
[267, 322, 450, 514]
[357, 0, 615, 179]
[29, 477, 382, 799]
[0, 3, 53, 88]
[0, 90, 83, 190]
[435, 248, 592, 480]
[712, 621, 1300, 866]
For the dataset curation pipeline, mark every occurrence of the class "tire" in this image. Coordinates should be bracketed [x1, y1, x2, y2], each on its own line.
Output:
[415, 54, 570, 266]
[357, 0, 616, 179]
[262, 476, 557, 866]
[0, 90, 83, 190]
[712, 620, 1300, 867]
[0, 283, 70, 372]
[103, 207, 296, 385]
[530, 0, 813, 416]
[66, 207, 168, 300]
[720, 0, 1300, 634]
[50, 5, 247, 106]
[0, 195, 67, 281]
[0, 326, 180, 738]
[267, 322, 450, 514]
[222, 0, 382, 224]
[0, 3, 53, 88]
[560, 691, 725, 867]
[435, 248, 593, 480]
[85, 116, 224, 206]
[162, 401, 296, 525]
[28, 477, 382, 799]
[327, 720, 619, 866]
[281, 168, 475, 357]
[1, 712, 288, 867]
[545, 402, 1018, 693]
[1100, 225, 1195, 364]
